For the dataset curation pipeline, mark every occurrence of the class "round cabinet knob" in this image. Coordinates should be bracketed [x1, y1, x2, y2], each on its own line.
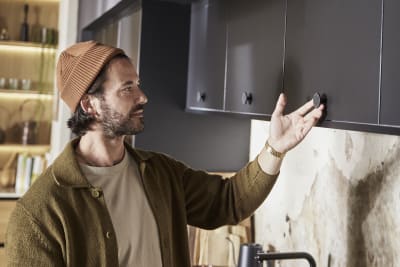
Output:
[196, 91, 206, 103]
[312, 92, 327, 108]
[242, 92, 253, 105]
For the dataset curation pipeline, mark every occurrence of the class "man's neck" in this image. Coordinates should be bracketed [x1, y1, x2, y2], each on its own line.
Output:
[76, 132, 126, 167]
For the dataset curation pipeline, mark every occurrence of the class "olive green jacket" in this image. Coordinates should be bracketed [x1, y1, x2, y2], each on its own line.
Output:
[6, 138, 278, 267]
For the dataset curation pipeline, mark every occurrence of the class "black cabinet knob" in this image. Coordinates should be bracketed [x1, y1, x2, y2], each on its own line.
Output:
[242, 92, 253, 105]
[312, 92, 326, 108]
[196, 91, 206, 102]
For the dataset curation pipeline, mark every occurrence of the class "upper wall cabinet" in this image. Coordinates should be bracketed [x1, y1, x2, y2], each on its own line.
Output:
[284, 0, 382, 124]
[186, 0, 226, 111]
[186, 0, 400, 134]
[225, 0, 285, 115]
[187, 0, 285, 115]
[380, 0, 400, 127]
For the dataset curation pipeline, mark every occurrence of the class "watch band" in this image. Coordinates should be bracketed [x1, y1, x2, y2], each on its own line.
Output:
[265, 141, 285, 159]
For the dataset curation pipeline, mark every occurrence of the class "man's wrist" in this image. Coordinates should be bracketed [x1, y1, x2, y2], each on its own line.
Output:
[258, 142, 284, 175]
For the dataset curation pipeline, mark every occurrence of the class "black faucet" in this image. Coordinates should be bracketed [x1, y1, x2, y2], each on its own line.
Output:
[238, 243, 317, 267]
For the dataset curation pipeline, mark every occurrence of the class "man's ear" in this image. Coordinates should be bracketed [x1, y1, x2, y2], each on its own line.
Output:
[80, 95, 97, 115]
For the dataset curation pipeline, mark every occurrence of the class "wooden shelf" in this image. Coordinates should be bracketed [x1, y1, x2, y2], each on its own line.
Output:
[0, 144, 50, 154]
[0, 40, 57, 50]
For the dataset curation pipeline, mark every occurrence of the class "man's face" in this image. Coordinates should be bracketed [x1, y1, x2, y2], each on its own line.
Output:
[95, 57, 147, 138]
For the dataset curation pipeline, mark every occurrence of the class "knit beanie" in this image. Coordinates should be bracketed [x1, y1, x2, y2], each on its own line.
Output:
[56, 40, 125, 112]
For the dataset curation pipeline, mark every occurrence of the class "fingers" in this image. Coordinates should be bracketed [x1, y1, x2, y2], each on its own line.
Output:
[272, 93, 287, 117]
[303, 104, 324, 124]
[296, 105, 324, 139]
[294, 99, 315, 117]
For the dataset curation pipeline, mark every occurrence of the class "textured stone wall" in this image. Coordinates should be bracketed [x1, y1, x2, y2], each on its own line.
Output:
[250, 120, 400, 267]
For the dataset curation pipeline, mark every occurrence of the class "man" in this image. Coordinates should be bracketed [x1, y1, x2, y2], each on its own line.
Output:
[6, 41, 323, 267]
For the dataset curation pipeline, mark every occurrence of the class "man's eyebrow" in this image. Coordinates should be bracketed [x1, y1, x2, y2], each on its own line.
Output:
[121, 80, 140, 86]
[120, 81, 134, 87]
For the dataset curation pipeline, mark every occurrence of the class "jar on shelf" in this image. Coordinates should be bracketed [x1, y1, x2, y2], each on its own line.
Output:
[8, 99, 44, 145]
[0, 28, 9, 40]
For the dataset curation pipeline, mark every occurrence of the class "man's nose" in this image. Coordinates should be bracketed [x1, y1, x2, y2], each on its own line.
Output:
[137, 89, 148, 105]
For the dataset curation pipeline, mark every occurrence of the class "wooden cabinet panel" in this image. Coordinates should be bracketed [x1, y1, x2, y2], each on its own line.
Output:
[284, 0, 382, 124]
[0, 248, 5, 267]
[0, 200, 16, 243]
[0, 201, 15, 265]
[380, 0, 400, 127]
[225, 0, 285, 115]
[187, 0, 226, 111]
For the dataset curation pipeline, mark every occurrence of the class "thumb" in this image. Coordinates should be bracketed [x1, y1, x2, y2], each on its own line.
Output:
[272, 93, 287, 117]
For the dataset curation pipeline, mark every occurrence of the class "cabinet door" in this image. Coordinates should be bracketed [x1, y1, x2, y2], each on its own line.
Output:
[380, 0, 400, 126]
[186, 0, 226, 111]
[225, 0, 285, 115]
[284, 0, 382, 124]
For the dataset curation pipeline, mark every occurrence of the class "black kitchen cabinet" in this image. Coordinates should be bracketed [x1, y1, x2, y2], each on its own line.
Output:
[284, 0, 382, 124]
[186, 0, 400, 134]
[380, 0, 400, 127]
[186, 0, 226, 111]
[187, 0, 285, 116]
[225, 0, 285, 115]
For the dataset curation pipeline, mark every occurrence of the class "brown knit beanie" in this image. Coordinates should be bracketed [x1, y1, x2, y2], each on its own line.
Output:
[56, 40, 125, 112]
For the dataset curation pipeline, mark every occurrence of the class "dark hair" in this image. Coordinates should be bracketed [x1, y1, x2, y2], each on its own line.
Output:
[67, 54, 130, 136]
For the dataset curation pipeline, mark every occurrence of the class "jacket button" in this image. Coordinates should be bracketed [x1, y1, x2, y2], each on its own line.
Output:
[91, 188, 101, 198]
[106, 231, 112, 239]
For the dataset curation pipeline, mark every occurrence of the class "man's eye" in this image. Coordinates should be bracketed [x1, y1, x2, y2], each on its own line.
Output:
[124, 87, 133, 91]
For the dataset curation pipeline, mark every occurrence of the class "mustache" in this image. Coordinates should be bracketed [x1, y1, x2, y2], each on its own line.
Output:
[129, 104, 145, 115]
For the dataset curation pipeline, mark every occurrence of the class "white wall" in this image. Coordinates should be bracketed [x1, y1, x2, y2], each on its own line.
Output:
[250, 120, 400, 267]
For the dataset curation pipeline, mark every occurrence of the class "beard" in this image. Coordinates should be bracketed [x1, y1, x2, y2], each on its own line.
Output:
[98, 100, 145, 138]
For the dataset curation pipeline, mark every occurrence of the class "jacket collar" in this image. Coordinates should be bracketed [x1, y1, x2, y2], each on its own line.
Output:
[51, 137, 153, 188]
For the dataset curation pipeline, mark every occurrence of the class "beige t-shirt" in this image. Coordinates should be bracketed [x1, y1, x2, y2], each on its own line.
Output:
[79, 150, 162, 267]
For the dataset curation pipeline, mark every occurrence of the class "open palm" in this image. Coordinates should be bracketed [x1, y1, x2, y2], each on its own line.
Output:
[268, 93, 324, 153]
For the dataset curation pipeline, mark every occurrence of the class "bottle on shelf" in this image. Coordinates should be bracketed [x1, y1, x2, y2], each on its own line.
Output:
[20, 4, 29, 42]
[31, 6, 41, 43]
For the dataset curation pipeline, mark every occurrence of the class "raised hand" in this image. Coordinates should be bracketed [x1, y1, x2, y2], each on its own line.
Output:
[268, 93, 324, 154]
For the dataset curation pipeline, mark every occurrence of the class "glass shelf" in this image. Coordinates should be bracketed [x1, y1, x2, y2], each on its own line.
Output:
[0, 144, 50, 154]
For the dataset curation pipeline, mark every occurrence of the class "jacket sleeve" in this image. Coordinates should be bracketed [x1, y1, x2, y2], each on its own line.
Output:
[6, 203, 64, 267]
[181, 156, 278, 229]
